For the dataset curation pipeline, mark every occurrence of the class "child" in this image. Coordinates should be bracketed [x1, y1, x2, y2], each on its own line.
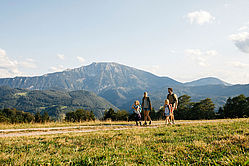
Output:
[132, 100, 142, 126]
[164, 99, 172, 125]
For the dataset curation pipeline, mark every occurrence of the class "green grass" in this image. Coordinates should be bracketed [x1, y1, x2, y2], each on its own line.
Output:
[14, 92, 27, 97]
[0, 119, 248, 165]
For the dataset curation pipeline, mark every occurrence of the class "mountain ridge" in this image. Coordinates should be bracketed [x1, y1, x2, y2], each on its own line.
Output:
[184, 77, 231, 86]
[0, 62, 233, 89]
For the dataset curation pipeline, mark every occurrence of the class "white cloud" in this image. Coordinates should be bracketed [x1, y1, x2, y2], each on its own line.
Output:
[57, 54, 65, 60]
[229, 32, 249, 53]
[0, 48, 6, 57]
[187, 10, 215, 25]
[226, 61, 249, 69]
[139, 65, 161, 76]
[0, 48, 21, 77]
[19, 58, 37, 69]
[170, 50, 176, 54]
[0, 48, 38, 77]
[77, 56, 85, 63]
[238, 26, 249, 31]
[185, 49, 218, 67]
[206, 50, 218, 56]
[149, 65, 160, 74]
[224, 3, 231, 8]
[50, 65, 64, 72]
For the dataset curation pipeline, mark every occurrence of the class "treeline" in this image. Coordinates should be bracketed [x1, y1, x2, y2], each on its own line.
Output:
[218, 94, 249, 118]
[0, 108, 95, 124]
[1, 94, 248, 123]
[0, 108, 50, 123]
[175, 94, 249, 120]
[65, 109, 95, 122]
[103, 108, 129, 121]
[175, 95, 215, 120]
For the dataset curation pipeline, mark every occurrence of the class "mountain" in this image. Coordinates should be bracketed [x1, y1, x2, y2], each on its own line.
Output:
[0, 62, 248, 113]
[184, 77, 232, 86]
[0, 86, 117, 118]
[0, 62, 182, 92]
[0, 62, 182, 109]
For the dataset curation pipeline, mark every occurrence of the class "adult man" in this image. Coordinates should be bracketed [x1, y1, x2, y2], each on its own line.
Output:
[141, 92, 152, 125]
[167, 88, 178, 124]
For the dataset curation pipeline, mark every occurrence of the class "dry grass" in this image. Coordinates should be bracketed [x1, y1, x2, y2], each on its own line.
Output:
[0, 119, 248, 165]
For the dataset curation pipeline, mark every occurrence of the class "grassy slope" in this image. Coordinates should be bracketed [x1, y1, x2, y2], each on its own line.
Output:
[0, 119, 248, 165]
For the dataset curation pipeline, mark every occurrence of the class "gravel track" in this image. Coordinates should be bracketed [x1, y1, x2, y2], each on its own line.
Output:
[0, 119, 236, 138]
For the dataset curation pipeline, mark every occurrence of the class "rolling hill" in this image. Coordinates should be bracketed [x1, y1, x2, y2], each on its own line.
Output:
[0, 86, 117, 118]
[184, 77, 231, 86]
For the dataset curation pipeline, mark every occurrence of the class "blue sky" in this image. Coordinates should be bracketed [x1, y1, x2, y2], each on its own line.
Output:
[0, 0, 249, 84]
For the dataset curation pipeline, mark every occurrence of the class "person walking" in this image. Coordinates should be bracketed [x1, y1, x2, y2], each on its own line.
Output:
[132, 100, 142, 126]
[141, 92, 152, 125]
[167, 88, 178, 124]
[163, 99, 172, 125]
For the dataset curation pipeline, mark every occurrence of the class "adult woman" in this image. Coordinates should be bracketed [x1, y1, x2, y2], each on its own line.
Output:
[141, 92, 152, 125]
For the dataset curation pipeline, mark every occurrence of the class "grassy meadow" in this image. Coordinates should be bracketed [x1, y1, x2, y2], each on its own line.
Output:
[0, 119, 248, 165]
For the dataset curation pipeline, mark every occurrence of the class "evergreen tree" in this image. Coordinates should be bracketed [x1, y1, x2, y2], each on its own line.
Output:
[175, 95, 192, 120]
[35, 112, 42, 123]
[42, 111, 50, 123]
[103, 108, 117, 121]
[191, 98, 215, 120]
[223, 94, 249, 118]
[116, 110, 128, 121]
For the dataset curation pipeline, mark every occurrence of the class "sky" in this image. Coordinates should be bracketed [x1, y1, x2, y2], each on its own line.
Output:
[0, 0, 249, 84]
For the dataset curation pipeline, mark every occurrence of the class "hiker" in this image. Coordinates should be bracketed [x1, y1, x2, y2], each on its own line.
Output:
[141, 92, 152, 125]
[163, 99, 172, 125]
[167, 88, 178, 124]
[132, 100, 142, 126]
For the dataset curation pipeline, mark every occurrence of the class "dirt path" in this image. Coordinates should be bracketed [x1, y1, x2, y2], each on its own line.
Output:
[0, 119, 236, 138]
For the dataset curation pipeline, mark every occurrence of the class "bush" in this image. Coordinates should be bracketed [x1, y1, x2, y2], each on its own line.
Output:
[65, 109, 95, 122]
[103, 108, 129, 121]
[0, 108, 35, 123]
[219, 94, 249, 118]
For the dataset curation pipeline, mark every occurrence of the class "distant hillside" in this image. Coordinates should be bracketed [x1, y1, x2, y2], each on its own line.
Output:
[0, 62, 248, 112]
[184, 77, 231, 86]
[0, 62, 182, 109]
[0, 62, 181, 92]
[0, 86, 117, 118]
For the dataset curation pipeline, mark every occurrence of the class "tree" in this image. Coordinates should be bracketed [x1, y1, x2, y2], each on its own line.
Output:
[223, 94, 249, 118]
[42, 111, 50, 123]
[116, 110, 129, 121]
[35, 112, 42, 123]
[65, 109, 95, 122]
[0, 108, 35, 123]
[65, 111, 76, 122]
[175, 95, 193, 120]
[190, 98, 215, 120]
[103, 108, 117, 121]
